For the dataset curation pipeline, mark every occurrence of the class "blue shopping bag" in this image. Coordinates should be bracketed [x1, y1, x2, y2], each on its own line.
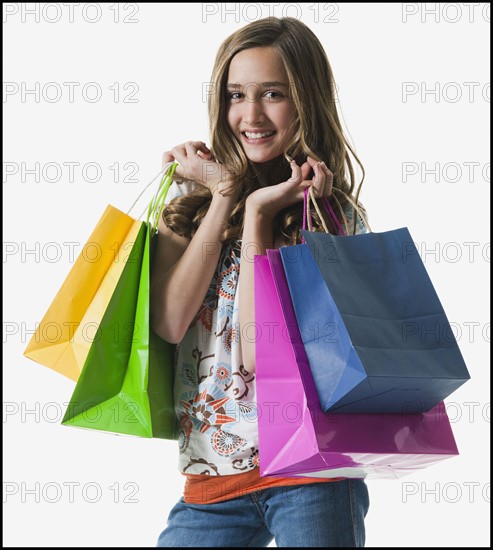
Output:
[278, 192, 470, 414]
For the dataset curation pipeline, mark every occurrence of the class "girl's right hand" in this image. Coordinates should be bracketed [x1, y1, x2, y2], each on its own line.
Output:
[162, 141, 233, 197]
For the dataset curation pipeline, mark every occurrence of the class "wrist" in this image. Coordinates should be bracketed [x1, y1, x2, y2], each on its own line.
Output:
[208, 164, 233, 195]
[211, 177, 231, 195]
[210, 174, 235, 198]
[245, 197, 277, 222]
[210, 187, 236, 222]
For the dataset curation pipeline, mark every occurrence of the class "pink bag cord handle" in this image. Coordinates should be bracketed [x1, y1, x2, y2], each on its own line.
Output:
[301, 188, 346, 242]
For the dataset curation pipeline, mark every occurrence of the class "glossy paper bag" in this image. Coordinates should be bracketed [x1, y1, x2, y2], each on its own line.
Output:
[24, 207, 142, 381]
[255, 250, 459, 479]
[61, 222, 177, 439]
[25, 163, 179, 438]
[278, 227, 470, 413]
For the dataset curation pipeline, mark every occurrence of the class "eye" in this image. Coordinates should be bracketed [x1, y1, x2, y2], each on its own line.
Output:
[264, 90, 284, 100]
[227, 92, 243, 101]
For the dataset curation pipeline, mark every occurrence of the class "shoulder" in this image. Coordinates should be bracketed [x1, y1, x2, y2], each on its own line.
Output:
[344, 204, 369, 235]
[163, 179, 200, 205]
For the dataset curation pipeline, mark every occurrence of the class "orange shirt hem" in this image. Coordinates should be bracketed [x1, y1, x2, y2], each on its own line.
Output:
[183, 467, 342, 504]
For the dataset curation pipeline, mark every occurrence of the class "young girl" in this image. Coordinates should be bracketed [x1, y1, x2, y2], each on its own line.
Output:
[151, 17, 369, 548]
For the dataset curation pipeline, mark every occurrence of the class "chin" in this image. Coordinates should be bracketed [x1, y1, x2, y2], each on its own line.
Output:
[245, 151, 283, 164]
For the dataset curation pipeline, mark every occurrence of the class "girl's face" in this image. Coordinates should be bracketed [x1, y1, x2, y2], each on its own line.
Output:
[226, 47, 297, 164]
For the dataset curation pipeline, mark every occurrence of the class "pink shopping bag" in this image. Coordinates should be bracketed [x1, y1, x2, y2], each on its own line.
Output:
[254, 249, 459, 479]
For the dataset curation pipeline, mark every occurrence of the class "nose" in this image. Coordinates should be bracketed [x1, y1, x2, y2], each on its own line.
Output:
[242, 90, 265, 126]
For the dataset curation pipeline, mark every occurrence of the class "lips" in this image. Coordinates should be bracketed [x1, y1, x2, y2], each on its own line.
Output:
[240, 130, 277, 145]
[242, 130, 276, 139]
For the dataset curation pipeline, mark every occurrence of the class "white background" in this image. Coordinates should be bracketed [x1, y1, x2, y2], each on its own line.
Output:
[3, 2, 490, 547]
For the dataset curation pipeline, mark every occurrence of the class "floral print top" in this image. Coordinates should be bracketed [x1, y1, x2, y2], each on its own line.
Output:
[164, 180, 258, 475]
[163, 179, 368, 476]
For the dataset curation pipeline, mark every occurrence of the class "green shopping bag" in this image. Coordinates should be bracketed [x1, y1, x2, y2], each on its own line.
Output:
[61, 164, 179, 439]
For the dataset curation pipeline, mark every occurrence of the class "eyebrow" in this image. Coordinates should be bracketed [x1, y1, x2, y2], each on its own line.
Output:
[226, 82, 288, 89]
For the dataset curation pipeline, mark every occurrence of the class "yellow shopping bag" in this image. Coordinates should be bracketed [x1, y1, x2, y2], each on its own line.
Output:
[23, 163, 177, 382]
[23, 206, 142, 381]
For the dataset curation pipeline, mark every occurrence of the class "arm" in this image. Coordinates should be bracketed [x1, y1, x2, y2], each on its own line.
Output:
[150, 189, 235, 343]
[237, 158, 333, 374]
[238, 202, 275, 374]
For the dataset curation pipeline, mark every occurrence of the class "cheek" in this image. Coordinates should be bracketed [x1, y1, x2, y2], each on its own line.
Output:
[226, 107, 238, 131]
[273, 104, 296, 131]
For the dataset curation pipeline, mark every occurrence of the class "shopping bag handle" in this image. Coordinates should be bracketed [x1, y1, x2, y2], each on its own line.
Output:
[301, 187, 333, 242]
[301, 186, 371, 242]
[321, 194, 346, 235]
[146, 162, 178, 232]
[126, 161, 178, 231]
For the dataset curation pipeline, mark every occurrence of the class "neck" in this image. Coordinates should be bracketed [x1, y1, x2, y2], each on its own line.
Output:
[250, 154, 293, 188]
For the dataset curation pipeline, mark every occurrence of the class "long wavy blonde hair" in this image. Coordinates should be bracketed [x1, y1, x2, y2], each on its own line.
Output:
[163, 17, 366, 245]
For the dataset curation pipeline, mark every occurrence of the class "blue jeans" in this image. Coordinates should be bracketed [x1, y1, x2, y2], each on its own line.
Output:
[156, 479, 369, 547]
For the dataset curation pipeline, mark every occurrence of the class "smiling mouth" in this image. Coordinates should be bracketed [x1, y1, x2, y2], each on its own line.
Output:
[241, 130, 277, 144]
[242, 130, 276, 138]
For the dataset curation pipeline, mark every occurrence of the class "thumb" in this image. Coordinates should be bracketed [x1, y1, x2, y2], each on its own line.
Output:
[197, 150, 213, 160]
[288, 160, 303, 184]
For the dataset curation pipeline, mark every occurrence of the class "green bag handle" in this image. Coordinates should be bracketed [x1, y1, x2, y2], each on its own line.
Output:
[126, 162, 179, 232]
[146, 162, 178, 232]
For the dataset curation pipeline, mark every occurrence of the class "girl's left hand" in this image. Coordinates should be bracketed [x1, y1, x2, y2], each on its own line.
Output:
[246, 156, 333, 218]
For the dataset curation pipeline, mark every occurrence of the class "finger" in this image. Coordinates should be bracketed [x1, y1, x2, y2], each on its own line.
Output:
[184, 142, 213, 166]
[168, 145, 190, 180]
[194, 141, 211, 153]
[185, 141, 211, 156]
[162, 151, 175, 168]
[306, 156, 320, 168]
[320, 162, 334, 196]
[288, 160, 303, 185]
[311, 162, 325, 196]
[184, 142, 199, 159]
[170, 143, 188, 164]
[197, 151, 214, 164]
[300, 161, 312, 181]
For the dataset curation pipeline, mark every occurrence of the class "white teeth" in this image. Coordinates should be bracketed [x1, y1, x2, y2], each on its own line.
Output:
[244, 131, 275, 139]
